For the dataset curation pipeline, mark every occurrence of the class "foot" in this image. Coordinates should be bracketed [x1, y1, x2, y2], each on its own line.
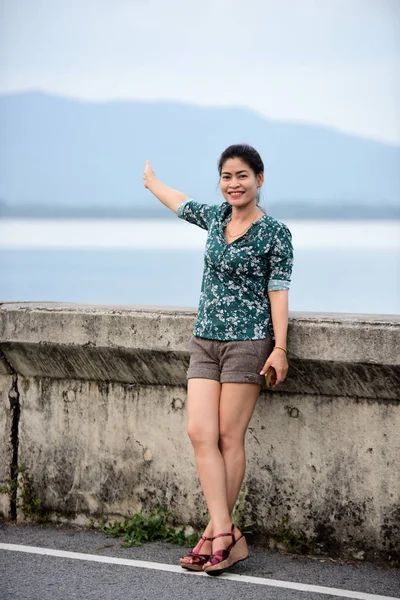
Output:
[180, 527, 213, 569]
[203, 525, 243, 570]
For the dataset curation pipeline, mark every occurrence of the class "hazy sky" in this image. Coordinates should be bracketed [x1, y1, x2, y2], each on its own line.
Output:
[1, 0, 399, 143]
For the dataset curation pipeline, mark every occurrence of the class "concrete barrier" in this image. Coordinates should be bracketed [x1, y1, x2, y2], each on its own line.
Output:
[0, 302, 399, 563]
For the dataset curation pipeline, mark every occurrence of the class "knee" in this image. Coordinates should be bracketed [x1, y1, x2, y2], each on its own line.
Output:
[218, 429, 244, 454]
[187, 423, 217, 448]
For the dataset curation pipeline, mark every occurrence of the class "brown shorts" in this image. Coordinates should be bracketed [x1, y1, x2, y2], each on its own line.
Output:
[187, 334, 274, 387]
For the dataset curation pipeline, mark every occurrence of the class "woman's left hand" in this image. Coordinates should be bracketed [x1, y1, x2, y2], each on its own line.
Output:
[259, 347, 288, 387]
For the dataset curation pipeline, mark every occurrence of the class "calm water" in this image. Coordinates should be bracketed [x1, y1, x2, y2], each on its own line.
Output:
[0, 219, 399, 315]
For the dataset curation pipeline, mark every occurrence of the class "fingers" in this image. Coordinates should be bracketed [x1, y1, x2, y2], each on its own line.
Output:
[259, 361, 270, 376]
[273, 367, 289, 387]
[143, 160, 154, 176]
[260, 361, 288, 386]
[143, 160, 154, 188]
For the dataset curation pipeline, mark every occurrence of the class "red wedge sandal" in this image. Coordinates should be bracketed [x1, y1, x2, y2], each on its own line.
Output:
[204, 524, 249, 576]
[179, 535, 213, 571]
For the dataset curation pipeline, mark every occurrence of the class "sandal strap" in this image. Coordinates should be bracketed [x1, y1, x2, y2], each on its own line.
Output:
[187, 534, 213, 559]
[208, 524, 236, 565]
[181, 535, 213, 565]
[208, 548, 231, 566]
[212, 531, 232, 540]
[212, 523, 235, 546]
[187, 550, 210, 561]
[195, 535, 212, 554]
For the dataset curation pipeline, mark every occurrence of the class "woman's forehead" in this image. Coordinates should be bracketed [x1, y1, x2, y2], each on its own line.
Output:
[221, 157, 250, 173]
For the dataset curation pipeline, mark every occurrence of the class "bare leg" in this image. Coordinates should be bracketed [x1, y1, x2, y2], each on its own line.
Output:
[203, 381, 261, 567]
[187, 378, 232, 521]
[181, 379, 261, 566]
[219, 382, 261, 511]
[181, 378, 223, 564]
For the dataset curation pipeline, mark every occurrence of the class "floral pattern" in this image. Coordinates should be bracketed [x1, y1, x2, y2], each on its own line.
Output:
[177, 198, 294, 341]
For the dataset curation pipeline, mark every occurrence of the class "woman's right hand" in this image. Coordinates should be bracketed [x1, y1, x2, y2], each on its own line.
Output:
[142, 160, 187, 213]
[143, 160, 156, 189]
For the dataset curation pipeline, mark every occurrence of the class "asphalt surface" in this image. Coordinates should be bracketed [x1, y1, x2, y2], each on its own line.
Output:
[0, 522, 399, 600]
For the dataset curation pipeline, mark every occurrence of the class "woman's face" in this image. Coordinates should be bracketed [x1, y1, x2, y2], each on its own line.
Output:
[219, 157, 264, 208]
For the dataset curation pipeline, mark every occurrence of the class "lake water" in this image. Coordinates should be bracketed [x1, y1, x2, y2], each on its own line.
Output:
[0, 219, 399, 315]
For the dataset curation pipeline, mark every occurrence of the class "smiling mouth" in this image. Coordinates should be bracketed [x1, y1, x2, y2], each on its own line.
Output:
[229, 191, 245, 198]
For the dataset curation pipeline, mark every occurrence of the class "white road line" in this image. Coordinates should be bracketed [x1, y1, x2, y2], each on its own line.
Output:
[0, 543, 398, 600]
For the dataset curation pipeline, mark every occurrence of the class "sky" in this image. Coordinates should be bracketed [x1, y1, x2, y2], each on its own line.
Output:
[0, 0, 399, 144]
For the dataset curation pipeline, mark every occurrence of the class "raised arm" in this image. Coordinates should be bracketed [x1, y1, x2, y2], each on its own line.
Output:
[143, 160, 187, 214]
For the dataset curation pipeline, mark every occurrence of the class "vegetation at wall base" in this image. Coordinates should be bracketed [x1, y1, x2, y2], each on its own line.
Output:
[99, 508, 200, 548]
[0, 464, 43, 520]
[273, 516, 316, 555]
[99, 486, 255, 548]
[232, 484, 255, 536]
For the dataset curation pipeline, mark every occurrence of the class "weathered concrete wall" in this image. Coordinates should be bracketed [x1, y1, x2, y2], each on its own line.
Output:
[0, 302, 399, 563]
[0, 350, 15, 519]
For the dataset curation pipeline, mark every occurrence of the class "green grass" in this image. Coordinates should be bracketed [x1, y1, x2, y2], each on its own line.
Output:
[99, 485, 255, 549]
[232, 484, 255, 535]
[99, 508, 200, 548]
[0, 464, 42, 519]
[273, 516, 316, 554]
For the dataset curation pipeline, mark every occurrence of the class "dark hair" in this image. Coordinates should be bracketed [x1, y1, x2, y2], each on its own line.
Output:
[217, 144, 265, 209]
[218, 144, 264, 177]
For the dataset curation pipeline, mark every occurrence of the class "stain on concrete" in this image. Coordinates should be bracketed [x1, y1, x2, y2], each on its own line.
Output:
[171, 397, 184, 411]
[8, 374, 20, 520]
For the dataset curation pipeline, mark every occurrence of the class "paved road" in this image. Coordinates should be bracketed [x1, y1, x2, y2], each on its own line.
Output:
[0, 522, 399, 600]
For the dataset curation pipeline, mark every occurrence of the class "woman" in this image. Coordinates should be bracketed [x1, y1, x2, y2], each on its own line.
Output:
[143, 144, 293, 576]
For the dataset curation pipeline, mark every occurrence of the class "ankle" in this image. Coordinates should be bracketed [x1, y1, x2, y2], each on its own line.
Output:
[213, 519, 233, 535]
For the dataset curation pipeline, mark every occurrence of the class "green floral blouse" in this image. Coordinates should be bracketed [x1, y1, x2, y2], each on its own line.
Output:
[177, 198, 294, 341]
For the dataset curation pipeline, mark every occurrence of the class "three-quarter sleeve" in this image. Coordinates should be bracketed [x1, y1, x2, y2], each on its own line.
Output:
[267, 223, 294, 292]
[177, 198, 219, 231]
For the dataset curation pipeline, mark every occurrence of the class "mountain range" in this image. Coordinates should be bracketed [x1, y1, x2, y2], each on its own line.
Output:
[0, 91, 399, 219]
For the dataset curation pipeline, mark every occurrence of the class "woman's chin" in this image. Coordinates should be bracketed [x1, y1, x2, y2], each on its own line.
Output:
[224, 196, 254, 209]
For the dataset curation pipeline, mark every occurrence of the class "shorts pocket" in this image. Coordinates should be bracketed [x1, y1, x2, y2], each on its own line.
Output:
[189, 334, 199, 349]
[250, 338, 273, 362]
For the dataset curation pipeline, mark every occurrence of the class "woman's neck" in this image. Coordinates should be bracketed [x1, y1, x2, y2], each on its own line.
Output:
[230, 203, 262, 224]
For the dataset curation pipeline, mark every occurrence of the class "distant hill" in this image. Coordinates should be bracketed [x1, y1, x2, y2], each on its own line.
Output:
[1, 201, 399, 220]
[0, 91, 399, 219]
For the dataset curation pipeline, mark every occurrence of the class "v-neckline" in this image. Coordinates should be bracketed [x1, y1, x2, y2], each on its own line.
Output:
[222, 208, 266, 246]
